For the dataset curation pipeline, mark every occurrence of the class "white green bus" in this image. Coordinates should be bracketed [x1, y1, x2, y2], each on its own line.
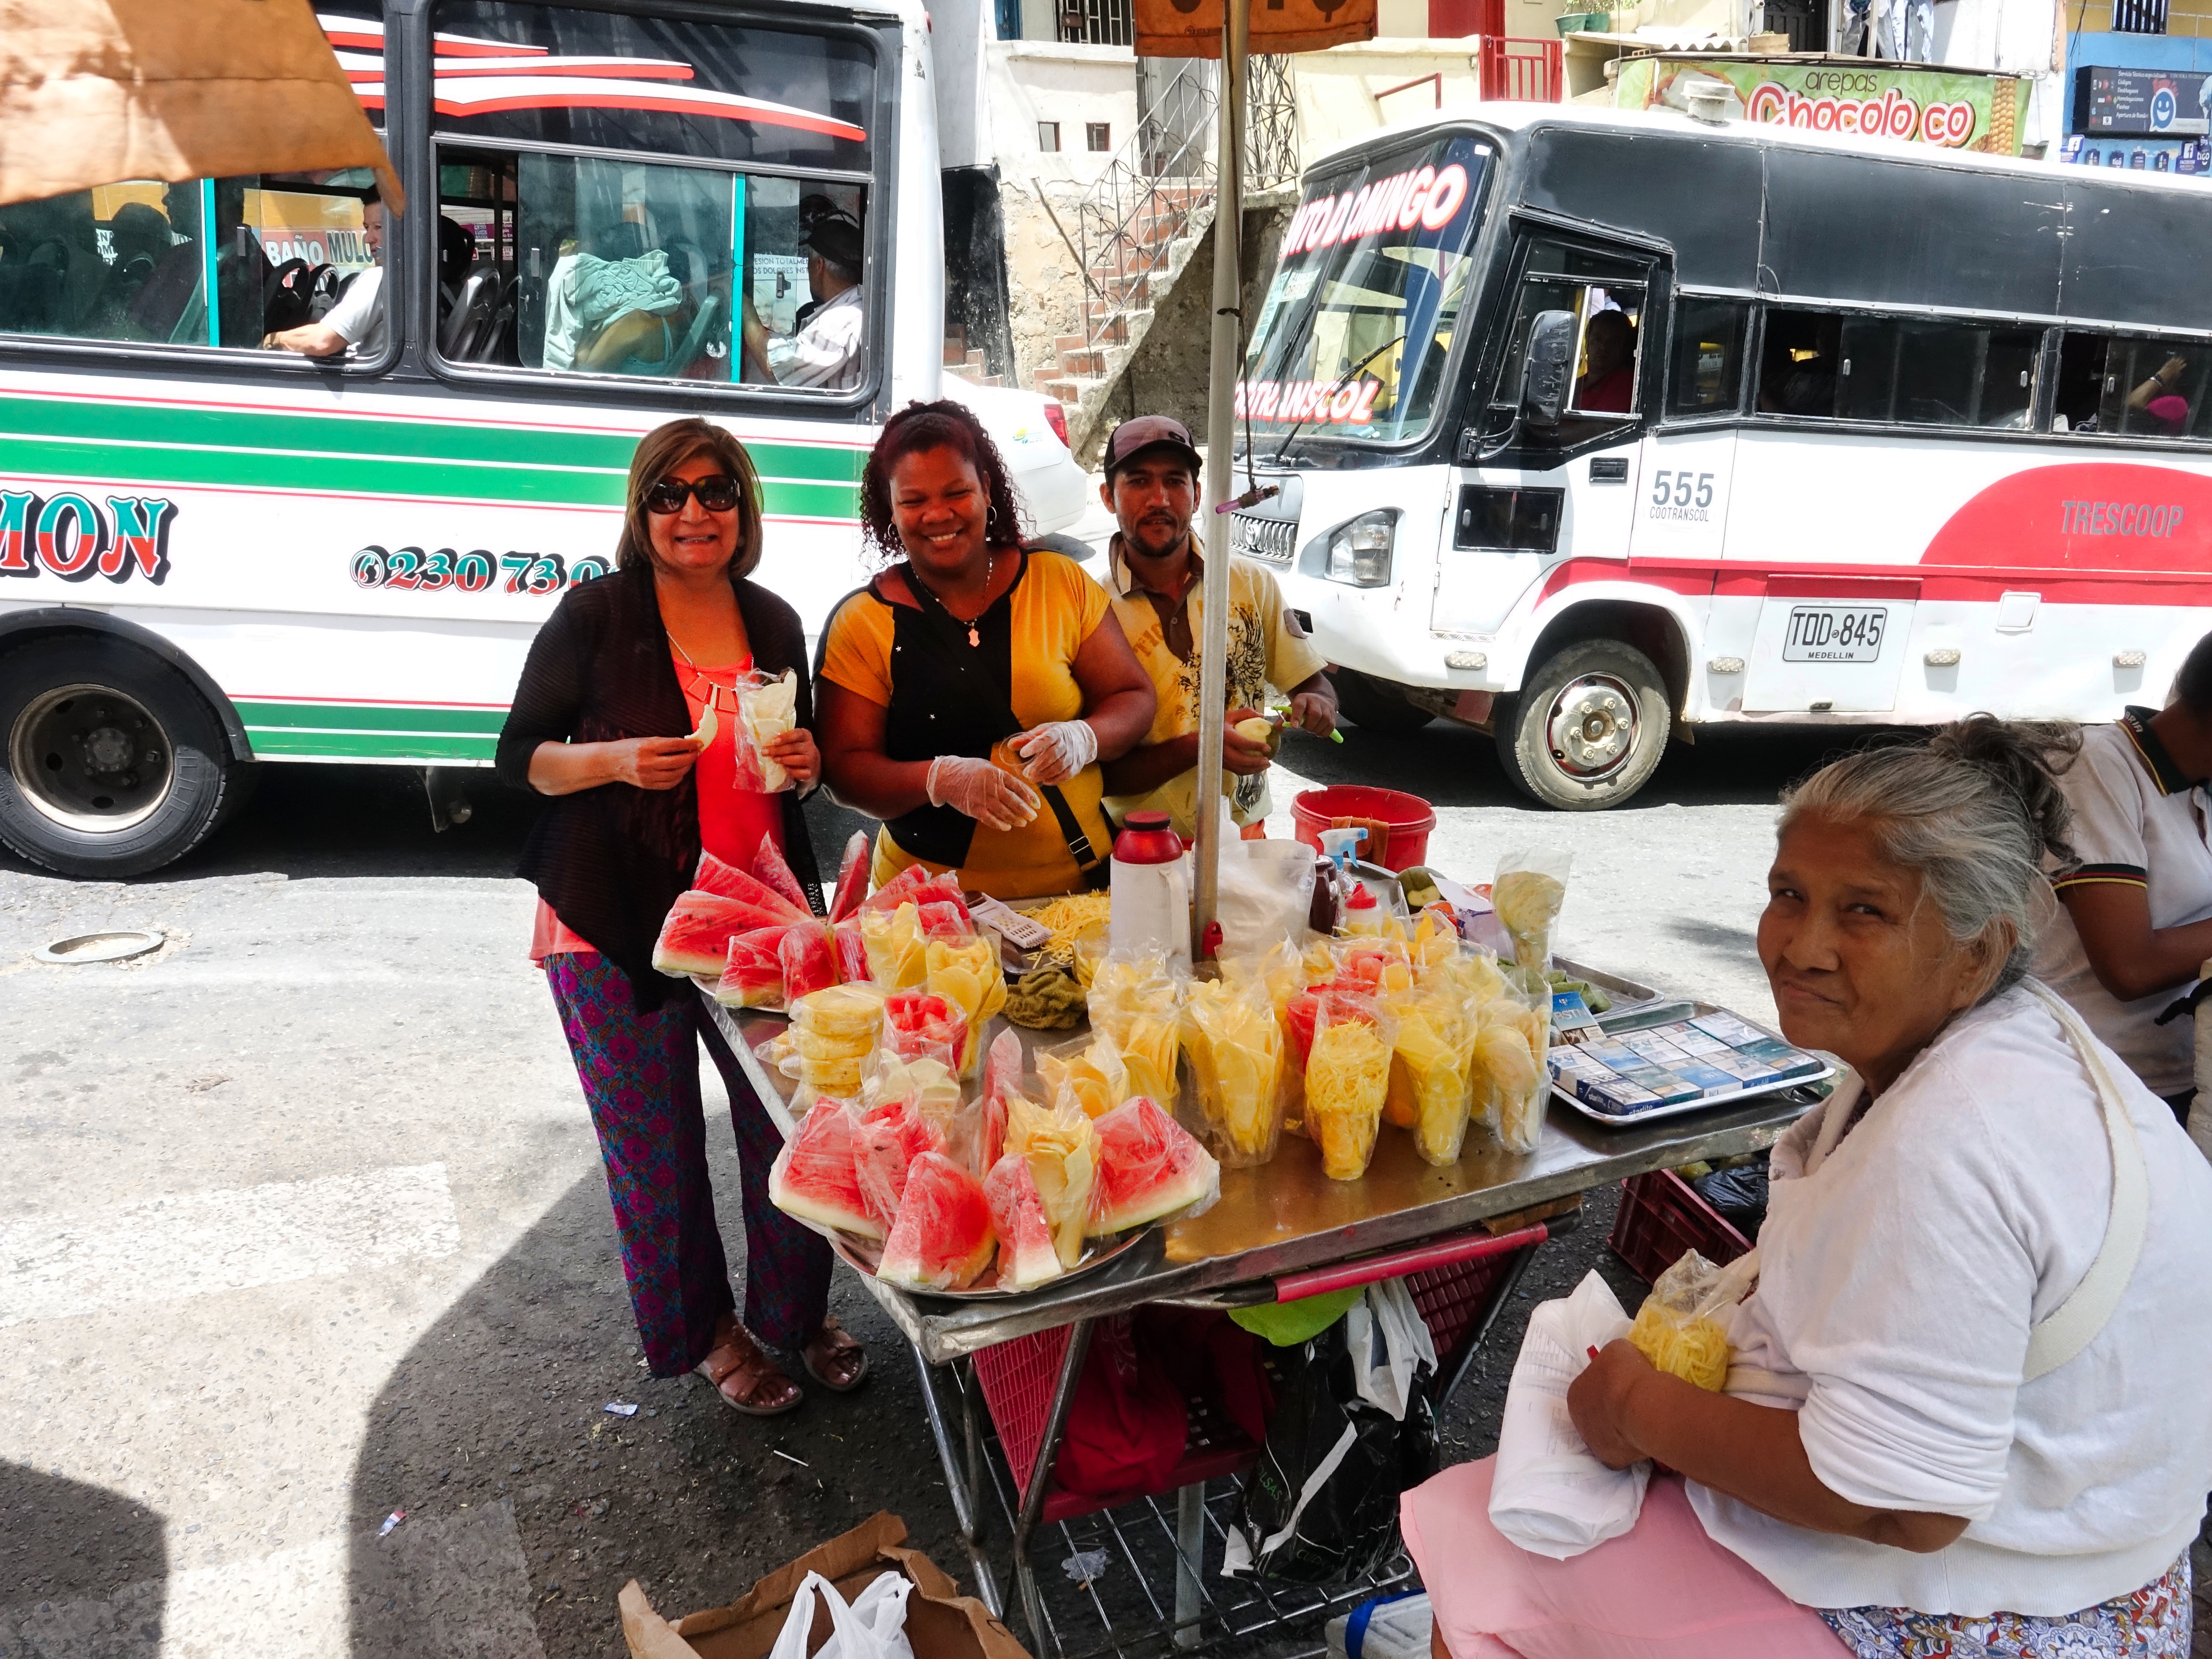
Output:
[1230, 104, 2212, 809]
[0, 0, 1083, 876]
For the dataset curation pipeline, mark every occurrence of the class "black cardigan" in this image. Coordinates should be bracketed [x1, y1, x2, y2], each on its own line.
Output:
[495, 561, 823, 1013]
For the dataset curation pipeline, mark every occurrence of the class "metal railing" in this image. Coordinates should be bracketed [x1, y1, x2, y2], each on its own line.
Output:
[1066, 57, 1299, 376]
[1476, 35, 1564, 102]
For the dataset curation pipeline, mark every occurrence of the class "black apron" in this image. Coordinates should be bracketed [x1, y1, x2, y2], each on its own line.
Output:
[880, 553, 1108, 886]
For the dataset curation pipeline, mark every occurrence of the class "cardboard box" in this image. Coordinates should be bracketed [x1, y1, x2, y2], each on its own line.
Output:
[619, 1512, 1031, 1659]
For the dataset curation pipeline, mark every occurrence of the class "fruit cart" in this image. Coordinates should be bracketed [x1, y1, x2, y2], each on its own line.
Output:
[700, 989, 1817, 1659]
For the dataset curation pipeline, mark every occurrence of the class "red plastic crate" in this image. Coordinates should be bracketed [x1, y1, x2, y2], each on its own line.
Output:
[970, 1325, 1071, 1497]
[1608, 1168, 1751, 1285]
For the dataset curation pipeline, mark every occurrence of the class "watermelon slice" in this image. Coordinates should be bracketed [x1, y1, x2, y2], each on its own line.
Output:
[979, 1028, 1023, 1174]
[693, 853, 808, 922]
[828, 830, 871, 923]
[884, 990, 970, 1071]
[711, 926, 789, 1009]
[854, 1099, 943, 1231]
[831, 919, 870, 985]
[655, 890, 794, 978]
[983, 1155, 1061, 1289]
[769, 1102, 880, 1240]
[917, 900, 972, 941]
[753, 839, 814, 917]
[779, 922, 840, 1001]
[862, 863, 934, 915]
[877, 1151, 997, 1290]
[1087, 1096, 1221, 1237]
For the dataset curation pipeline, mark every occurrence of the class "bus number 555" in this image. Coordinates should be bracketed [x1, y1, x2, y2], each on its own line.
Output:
[1649, 471, 1715, 510]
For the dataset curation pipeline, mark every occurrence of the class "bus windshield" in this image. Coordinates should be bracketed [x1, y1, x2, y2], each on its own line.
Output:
[1237, 132, 1490, 447]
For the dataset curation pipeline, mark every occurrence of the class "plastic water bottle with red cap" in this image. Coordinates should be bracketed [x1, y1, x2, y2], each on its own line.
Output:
[1108, 809, 1191, 971]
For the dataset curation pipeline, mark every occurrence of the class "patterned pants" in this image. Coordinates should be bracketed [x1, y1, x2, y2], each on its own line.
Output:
[545, 951, 831, 1377]
[1820, 1553, 2192, 1659]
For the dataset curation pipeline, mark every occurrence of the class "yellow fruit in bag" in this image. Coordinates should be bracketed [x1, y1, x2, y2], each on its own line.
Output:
[1627, 1302, 1731, 1392]
[1305, 1017, 1390, 1180]
[861, 902, 927, 990]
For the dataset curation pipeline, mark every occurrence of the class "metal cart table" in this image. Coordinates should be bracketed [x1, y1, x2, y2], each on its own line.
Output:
[703, 992, 1811, 1659]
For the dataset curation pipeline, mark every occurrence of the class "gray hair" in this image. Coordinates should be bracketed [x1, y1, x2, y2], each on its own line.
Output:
[1778, 716, 2082, 999]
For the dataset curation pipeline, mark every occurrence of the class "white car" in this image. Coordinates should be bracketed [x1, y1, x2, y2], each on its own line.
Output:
[940, 373, 1088, 536]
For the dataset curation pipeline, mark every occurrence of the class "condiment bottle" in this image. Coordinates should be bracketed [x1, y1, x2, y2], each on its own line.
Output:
[1108, 809, 1191, 969]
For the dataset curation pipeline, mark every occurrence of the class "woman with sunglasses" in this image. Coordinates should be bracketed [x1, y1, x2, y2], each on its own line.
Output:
[497, 417, 865, 1418]
[817, 400, 1155, 898]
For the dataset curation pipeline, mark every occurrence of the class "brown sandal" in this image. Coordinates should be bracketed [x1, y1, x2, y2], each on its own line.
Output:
[801, 1315, 870, 1393]
[696, 1318, 802, 1417]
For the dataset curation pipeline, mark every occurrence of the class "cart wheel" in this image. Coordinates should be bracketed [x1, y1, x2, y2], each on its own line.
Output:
[0, 635, 243, 876]
[1494, 639, 1669, 811]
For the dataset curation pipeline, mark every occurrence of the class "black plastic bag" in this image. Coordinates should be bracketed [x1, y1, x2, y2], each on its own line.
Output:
[1690, 1161, 1771, 1241]
[1226, 1322, 1438, 1587]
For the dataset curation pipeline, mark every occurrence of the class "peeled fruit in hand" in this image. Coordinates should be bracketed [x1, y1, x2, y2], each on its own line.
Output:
[1232, 715, 1281, 755]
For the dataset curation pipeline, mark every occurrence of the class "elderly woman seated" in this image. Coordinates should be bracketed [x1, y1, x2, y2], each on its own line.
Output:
[1403, 717, 2212, 1659]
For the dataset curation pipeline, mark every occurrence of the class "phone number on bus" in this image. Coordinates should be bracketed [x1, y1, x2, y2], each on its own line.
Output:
[349, 545, 610, 596]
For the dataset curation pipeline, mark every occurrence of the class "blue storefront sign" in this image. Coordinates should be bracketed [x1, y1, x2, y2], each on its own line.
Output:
[2073, 65, 2212, 134]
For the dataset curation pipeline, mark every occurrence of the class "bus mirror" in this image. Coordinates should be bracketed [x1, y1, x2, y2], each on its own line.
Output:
[1521, 309, 1577, 428]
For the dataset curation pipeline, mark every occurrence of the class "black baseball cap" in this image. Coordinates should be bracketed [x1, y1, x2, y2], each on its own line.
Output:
[1103, 414, 1201, 482]
[800, 213, 863, 273]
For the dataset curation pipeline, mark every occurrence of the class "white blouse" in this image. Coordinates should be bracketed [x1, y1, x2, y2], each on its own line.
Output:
[1689, 985, 2212, 1617]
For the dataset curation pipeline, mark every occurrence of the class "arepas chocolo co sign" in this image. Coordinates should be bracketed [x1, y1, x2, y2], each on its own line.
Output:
[1133, 0, 1377, 58]
[1615, 56, 2031, 154]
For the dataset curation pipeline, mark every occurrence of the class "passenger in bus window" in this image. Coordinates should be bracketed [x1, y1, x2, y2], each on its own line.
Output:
[0, 193, 104, 337]
[2125, 353, 2191, 436]
[263, 188, 384, 359]
[1758, 312, 1841, 416]
[2033, 632, 2212, 1125]
[740, 211, 864, 391]
[1573, 308, 1637, 413]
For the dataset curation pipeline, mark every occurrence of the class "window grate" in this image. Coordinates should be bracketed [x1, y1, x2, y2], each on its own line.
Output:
[2114, 0, 2168, 32]
[1061, 0, 1134, 45]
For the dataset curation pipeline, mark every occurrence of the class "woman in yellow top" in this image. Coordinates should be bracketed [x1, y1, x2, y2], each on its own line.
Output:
[817, 400, 1155, 898]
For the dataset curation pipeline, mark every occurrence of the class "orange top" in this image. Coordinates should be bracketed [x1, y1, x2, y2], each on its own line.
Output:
[531, 651, 786, 963]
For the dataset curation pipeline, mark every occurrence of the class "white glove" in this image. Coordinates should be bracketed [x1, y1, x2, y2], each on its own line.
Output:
[1015, 720, 1099, 786]
[926, 755, 1041, 834]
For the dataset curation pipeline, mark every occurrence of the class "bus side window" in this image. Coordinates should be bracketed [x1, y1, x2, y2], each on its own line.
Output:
[0, 183, 207, 347]
[1755, 308, 1844, 416]
[1762, 308, 2036, 429]
[1665, 298, 1749, 417]
[1489, 237, 1649, 446]
[2054, 332, 2207, 441]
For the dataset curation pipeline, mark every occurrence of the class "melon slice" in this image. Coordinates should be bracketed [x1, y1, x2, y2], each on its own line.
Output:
[854, 1099, 944, 1232]
[655, 890, 794, 978]
[828, 830, 871, 923]
[779, 922, 840, 1001]
[983, 1155, 1062, 1289]
[713, 925, 790, 1009]
[1087, 1096, 1221, 1237]
[769, 1102, 880, 1240]
[831, 919, 870, 986]
[692, 853, 808, 922]
[861, 864, 934, 915]
[877, 1151, 997, 1291]
[752, 840, 813, 917]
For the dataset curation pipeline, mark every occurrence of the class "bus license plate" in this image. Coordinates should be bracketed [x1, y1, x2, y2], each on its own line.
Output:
[1782, 606, 1887, 664]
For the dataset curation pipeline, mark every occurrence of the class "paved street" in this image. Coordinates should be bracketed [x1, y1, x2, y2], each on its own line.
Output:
[0, 715, 1910, 1655]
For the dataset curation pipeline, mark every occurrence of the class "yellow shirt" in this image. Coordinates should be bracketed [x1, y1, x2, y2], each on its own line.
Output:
[818, 549, 1116, 900]
[1102, 534, 1328, 837]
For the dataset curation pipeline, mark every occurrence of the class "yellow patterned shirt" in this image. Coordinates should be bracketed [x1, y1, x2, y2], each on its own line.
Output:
[1101, 533, 1327, 837]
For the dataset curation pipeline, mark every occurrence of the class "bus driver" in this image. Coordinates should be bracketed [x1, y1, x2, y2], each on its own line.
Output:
[740, 211, 864, 392]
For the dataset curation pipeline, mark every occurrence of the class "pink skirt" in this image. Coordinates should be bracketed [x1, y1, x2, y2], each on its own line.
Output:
[1400, 1458, 1846, 1659]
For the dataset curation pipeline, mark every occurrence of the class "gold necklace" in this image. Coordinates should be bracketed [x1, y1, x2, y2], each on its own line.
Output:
[910, 547, 998, 648]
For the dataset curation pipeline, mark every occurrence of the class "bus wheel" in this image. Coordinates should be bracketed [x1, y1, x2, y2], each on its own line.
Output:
[1333, 668, 1434, 733]
[1496, 639, 1669, 811]
[0, 636, 241, 877]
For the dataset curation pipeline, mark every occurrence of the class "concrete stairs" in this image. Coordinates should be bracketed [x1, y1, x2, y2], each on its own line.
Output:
[942, 324, 1002, 388]
[1036, 192, 1218, 458]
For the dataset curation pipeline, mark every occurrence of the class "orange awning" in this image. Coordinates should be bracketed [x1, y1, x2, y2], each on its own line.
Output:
[1135, 0, 1377, 57]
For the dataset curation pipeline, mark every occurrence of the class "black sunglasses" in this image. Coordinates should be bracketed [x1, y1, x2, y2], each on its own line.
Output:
[644, 474, 741, 514]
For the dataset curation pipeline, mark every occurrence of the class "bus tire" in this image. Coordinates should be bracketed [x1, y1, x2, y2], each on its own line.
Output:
[1496, 638, 1669, 811]
[1333, 668, 1434, 733]
[0, 635, 241, 877]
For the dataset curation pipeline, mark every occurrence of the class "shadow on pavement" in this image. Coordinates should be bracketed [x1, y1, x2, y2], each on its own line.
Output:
[346, 1165, 962, 1658]
[0, 1460, 167, 1650]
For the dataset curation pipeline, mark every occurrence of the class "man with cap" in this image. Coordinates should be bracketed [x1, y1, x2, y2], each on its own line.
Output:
[1097, 414, 1337, 841]
[741, 210, 865, 391]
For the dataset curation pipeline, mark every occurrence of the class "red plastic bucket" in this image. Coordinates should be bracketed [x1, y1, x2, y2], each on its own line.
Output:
[1290, 785, 1437, 872]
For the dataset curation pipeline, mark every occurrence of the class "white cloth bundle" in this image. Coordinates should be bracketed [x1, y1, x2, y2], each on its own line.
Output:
[1487, 1269, 1648, 1559]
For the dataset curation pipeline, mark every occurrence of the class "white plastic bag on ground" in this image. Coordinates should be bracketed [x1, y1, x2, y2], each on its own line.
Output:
[1487, 1269, 1647, 1559]
[767, 1570, 917, 1659]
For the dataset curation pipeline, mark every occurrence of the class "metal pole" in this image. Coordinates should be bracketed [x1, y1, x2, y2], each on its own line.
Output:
[1172, 1482, 1207, 1647]
[1193, 0, 1247, 959]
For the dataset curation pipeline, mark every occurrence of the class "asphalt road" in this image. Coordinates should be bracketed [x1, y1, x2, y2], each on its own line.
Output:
[0, 714, 1890, 1657]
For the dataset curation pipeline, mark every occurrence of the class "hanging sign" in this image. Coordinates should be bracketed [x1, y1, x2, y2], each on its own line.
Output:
[1134, 0, 1377, 59]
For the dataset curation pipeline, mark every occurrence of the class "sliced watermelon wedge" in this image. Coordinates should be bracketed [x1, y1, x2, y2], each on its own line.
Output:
[827, 830, 871, 923]
[769, 1102, 879, 1240]
[752, 839, 814, 917]
[861, 863, 934, 915]
[713, 926, 789, 1009]
[779, 922, 840, 1001]
[831, 918, 870, 985]
[980, 1028, 1023, 1174]
[693, 852, 809, 922]
[853, 1098, 944, 1232]
[1087, 1096, 1221, 1237]
[983, 1155, 1061, 1289]
[655, 890, 794, 978]
[877, 1151, 997, 1291]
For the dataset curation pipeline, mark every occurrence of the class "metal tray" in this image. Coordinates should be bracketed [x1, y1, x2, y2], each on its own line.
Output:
[821, 1221, 1153, 1302]
[1553, 1000, 1833, 1127]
